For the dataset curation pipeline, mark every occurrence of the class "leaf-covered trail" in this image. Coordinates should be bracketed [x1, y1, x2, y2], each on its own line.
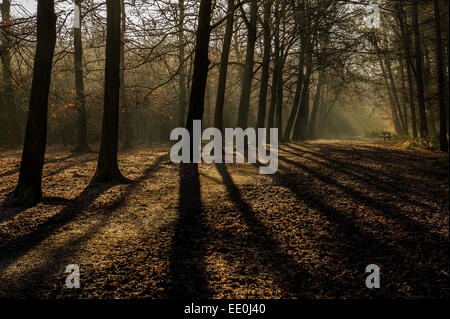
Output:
[0, 140, 448, 298]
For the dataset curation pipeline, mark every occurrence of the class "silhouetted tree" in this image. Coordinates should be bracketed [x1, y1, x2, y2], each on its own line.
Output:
[433, 0, 448, 152]
[72, 0, 91, 153]
[10, 0, 57, 205]
[185, 0, 213, 133]
[92, 0, 129, 183]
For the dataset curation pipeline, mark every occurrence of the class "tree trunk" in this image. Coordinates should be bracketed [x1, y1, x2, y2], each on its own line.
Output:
[256, 0, 272, 130]
[293, 44, 312, 141]
[120, 0, 133, 150]
[72, 0, 91, 153]
[237, 0, 257, 129]
[178, 0, 187, 127]
[308, 71, 324, 139]
[412, 1, 429, 138]
[92, 0, 129, 183]
[378, 51, 402, 135]
[268, 0, 280, 130]
[385, 52, 407, 135]
[10, 0, 57, 205]
[398, 4, 418, 137]
[185, 0, 213, 134]
[433, 0, 448, 151]
[214, 0, 234, 132]
[1, 0, 22, 147]
[399, 56, 409, 135]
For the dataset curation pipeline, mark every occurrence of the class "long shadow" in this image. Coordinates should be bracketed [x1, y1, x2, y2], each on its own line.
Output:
[265, 159, 447, 297]
[296, 142, 448, 178]
[279, 145, 438, 212]
[0, 155, 98, 224]
[277, 151, 447, 243]
[0, 153, 79, 178]
[0, 154, 168, 275]
[215, 163, 315, 297]
[0, 154, 168, 297]
[166, 163, 210, 298]
[285, 143, 448, 190]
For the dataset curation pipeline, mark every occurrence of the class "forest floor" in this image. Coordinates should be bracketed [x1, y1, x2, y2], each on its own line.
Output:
[0, 139, 448, 299]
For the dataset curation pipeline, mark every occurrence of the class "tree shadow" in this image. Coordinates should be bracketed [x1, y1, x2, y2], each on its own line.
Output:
[215, 163, 315, 297]
[0, 154, 168, 297]
[0, 153, 80, 179]
[264, 157, 447, 297]
[166, 163, 210, 298]
[278, 146, 447, 243]
[0, 155, 98, 224]
[279, 145, 438, 212]
[0, 154, 168, 278]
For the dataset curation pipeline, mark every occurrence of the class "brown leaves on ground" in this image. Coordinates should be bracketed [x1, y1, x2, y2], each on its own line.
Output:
[0, 140, 448, 299]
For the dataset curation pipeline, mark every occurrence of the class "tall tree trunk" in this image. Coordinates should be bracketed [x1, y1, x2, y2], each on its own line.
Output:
[214, 0, 234, 132]
[385, 53, 406, 134]
[308, 71, 324, 139]
[120, 0, 133, 149]
[178, 0, 187, 127]
[10, 0, 57, 205]
[275, 0, 287, 133]
[283, 50, 304, 141]
[423, 48, 437, 136]
[92, 0, 128, 183]
[1, 0, 22, 147]
[185, 0, 213, 134]
[72, 0, 91, 153]
[275, 55, 284, 133]
[398, 3, 418, 137]
[412, 0, 429, 138]
[399, 56, 409, 135]
[237, 0, 257, 129]
[256, 0, 272, 130]
[268, 0, 280, 130]
[293, 43, 312, 141]
[433, 0, 448, 151]
[378, 51, 402, 135]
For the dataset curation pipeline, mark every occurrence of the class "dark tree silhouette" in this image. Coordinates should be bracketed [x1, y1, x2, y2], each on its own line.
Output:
[433, 0, 448, 152]
[237, 0, 257, 129]
[412, 0, 429, 139]
[0, 0, 22, 147]
[185, 0, 213, 133]
[256, 0, 272, 130]
[92, 0, 129, 183]
[72, 0, 91, 153]
[10, 0, 57, 205]
[214, 0, 234, 132]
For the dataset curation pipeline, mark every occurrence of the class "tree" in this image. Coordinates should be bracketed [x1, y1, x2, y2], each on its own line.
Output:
[293, 27, 312, 141]
[237, 0, 257, 129]
[214, 0, 235, 132]
[185, 0, 213, 134]
[412, 0, 429, 138]
[72, 0, 91, 153]
[433, 0, 448, 152]
[256, 0, 272, 130]
[396, 2, 418, 138]
[177, 0, 187, 128]
[0, 0, 22, 147]
[92, 0, 129, 183]
[9, 0, 57, 205]
[120, 0, 133, 150]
